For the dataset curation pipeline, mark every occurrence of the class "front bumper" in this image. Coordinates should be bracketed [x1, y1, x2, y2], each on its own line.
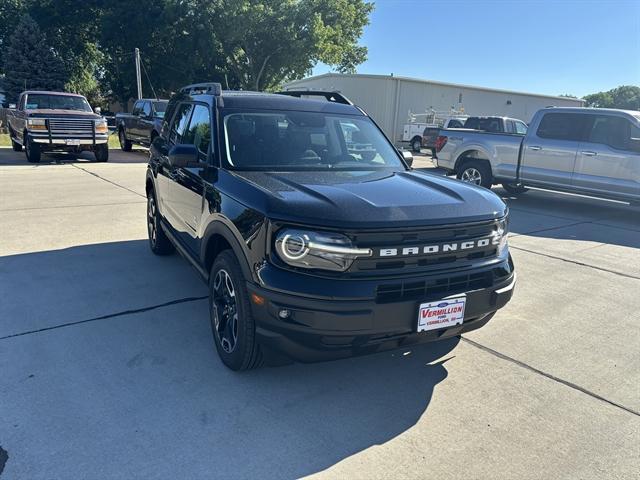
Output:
[31, 137, 108, 145]
[248, 263, 516, 363]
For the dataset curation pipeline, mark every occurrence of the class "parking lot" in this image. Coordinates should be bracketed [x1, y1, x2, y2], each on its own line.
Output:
[0, 146, 638, 479]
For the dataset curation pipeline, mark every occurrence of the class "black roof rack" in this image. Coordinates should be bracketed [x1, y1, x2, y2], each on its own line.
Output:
[180, 82, 222, 96]
[277, 90, 353, 105]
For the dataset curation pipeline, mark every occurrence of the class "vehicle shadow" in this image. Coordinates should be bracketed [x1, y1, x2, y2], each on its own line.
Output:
[0, 145, 148, 166]
[0, 239, 459, 479]
[494, 186, 640, 250]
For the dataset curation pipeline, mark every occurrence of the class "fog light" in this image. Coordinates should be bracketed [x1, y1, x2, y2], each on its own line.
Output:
[278, 309, 291, 319]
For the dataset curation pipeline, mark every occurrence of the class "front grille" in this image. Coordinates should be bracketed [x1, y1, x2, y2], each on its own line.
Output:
[375, 267, 509, 303]
[349, 219, 501, 275]
[48, 119, 94, 136]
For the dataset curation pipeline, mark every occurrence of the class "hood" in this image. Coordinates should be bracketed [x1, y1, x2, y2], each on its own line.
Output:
[27, 109, 101, 120]
[223, 169, 507, 229]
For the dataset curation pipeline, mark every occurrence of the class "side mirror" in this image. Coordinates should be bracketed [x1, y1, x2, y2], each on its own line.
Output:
[94, 107, 101, 115]
[398, 149, 413, 167]
[168, 144, 200, 168]
[9, 103, 16, 109]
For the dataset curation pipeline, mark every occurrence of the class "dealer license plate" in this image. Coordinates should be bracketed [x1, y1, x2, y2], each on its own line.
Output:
[417, 295, 466, 333]
[65, 139, 81, 146]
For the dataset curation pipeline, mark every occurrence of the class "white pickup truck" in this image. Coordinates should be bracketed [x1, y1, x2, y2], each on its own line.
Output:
[434, 107, 640, 204]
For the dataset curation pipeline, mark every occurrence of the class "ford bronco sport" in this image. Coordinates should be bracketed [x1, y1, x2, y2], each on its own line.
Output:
[145, 83, 516, 371]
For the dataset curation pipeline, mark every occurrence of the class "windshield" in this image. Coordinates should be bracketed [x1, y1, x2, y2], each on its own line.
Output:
[223, 111, 404, 171]
[153, 101, 168, 118]
[25, 94, 92, 112]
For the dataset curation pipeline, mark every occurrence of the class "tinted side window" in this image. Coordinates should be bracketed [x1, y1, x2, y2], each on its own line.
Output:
[506, 120, 516, 134]
[448, 119, 464, 128]
[142, 101, 152, 117]
[169, 103, 193, 145]
[182, 104, 212, 158]
[132, 101, 142, 115]
[587, 115, 639, 152]
[536, 113, 586, 141]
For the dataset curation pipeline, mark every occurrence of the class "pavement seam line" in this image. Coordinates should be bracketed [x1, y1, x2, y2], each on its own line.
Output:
[0, 296, 208, 341]
[0, 201, 146, 212]
[460, 337, 640, 417]
[509, 220, 593, 238]
[70, 164, 146, 198]
[509, 245, 640, 280]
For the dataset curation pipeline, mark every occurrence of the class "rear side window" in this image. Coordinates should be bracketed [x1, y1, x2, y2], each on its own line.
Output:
[169, 103, 194, 145]
[536, 113, 586, 141]
[515, 121, 528, 135]
[448, 119, 464, 128]
[587, 115, 640, 152]
[506, 120, 516, 134]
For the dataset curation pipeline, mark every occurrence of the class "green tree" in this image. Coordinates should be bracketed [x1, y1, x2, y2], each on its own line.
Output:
[3, 14, 67, 102]
[211, 0, 374, 91]
[584, 85, 640, 110]
[0, 0, 26, 74]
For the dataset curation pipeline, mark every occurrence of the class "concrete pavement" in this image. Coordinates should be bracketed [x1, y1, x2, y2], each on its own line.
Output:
[0, 147, 638, 479]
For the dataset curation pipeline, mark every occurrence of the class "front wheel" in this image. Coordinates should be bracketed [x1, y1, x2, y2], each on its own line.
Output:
[11, 136, 22, 152]
[457, 160, 492, 188]
[94, 144, 109, 162]
[209, 250, 263, 371]
[502, 182, 528, 195]
[25, 136, 41, 163]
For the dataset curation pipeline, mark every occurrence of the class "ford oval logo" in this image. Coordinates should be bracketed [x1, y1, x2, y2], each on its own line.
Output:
[437, 302, 448, 307]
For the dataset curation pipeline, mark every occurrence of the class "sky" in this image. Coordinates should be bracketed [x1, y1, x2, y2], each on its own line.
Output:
[313, 0, 640, 98]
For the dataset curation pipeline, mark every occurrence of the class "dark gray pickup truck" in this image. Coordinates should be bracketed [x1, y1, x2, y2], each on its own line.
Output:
[115, 98, 168, 151]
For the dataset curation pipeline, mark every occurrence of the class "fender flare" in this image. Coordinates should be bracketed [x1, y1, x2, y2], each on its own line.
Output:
[200, 220, 254, 282]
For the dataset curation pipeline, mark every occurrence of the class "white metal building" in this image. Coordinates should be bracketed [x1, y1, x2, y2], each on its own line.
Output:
[284, 73, 584, 142]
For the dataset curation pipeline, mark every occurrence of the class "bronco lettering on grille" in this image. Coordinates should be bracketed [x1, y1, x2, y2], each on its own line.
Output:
[379, 237, 498, 257]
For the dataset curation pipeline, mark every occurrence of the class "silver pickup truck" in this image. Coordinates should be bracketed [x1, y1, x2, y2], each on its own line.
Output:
[434, 107, 640, 204]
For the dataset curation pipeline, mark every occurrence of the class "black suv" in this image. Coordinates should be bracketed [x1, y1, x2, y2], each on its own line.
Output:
[145, 83, 516, 371]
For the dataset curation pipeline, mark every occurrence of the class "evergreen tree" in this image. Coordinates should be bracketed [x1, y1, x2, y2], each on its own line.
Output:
[3, 14, 67, 102]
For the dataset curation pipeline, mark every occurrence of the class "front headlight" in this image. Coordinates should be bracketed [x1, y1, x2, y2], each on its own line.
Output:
[27, 118, 47, 130]
[275, 229, 372, 272]
[95, 119, 108, 134]
[494, 217, 509, 255]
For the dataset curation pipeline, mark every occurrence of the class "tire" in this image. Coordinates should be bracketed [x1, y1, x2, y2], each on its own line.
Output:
[209, 250, 263, 371]
[25, 135, 41, 163]
[147, 191, 175, 255]
[94, 144, 109, 162]
[411, 137, 422, 153]
[501, 182, 528, 195]
[457, 160, 492, 188]
[119, 128, 132, 152]
[11, 135, 22, 152]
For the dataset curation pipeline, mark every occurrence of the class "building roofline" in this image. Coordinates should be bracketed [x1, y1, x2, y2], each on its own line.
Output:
[286, 73, 585, 104]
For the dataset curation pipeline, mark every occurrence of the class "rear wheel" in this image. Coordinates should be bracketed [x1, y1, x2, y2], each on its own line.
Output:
[147, 191, 174, 255]
[25, 136, 41, 163]
[94, 144, 109, 162]
[457, 160, 492, 188]
[209, 250, 263, 371]
[411, 137, 422, 153]
[501, 182, 528, 195]
[119, 128, 132, 152]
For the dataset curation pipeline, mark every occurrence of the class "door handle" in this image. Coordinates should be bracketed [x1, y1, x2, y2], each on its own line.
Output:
[581, 151, 597, 156]
[529, 145, 542, 151]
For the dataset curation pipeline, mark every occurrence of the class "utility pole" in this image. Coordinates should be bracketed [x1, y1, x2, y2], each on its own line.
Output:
[134, 48, 142, 100]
